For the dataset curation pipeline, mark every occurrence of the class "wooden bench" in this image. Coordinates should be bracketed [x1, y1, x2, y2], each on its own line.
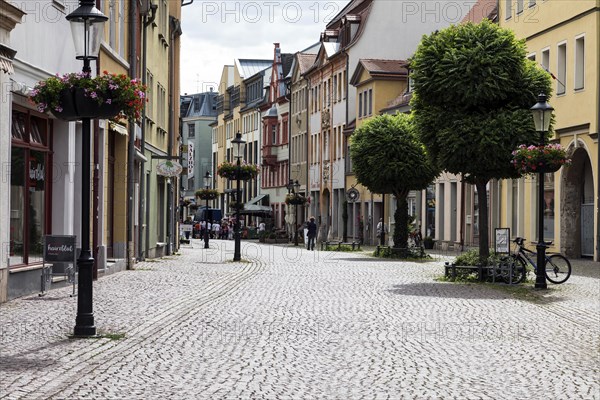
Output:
[321, 241, 361, 251]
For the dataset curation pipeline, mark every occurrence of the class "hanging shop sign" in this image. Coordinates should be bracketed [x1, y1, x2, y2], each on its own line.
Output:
[156, 160, 183, 177]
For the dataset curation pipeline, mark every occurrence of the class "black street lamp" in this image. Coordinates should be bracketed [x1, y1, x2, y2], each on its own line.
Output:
[530, 93, 554, 290]
[66, 0, 108, 337]
[203, 171, 211, 249]
[293, 180, 300, 246]
[286, 179, 301, 246]
[231, 132, 246, 261]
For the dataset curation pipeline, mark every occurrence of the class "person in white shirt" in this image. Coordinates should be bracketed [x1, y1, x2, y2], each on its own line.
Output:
[212, 222, 220, 239]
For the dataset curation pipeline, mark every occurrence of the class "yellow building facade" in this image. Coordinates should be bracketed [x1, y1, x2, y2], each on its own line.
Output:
[499, 1, 599, 259]
[348, 59, 409, 244]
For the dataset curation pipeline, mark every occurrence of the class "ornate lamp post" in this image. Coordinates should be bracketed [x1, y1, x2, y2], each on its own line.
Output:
[530, 93, 554, 290]
[203, 171, 211, 249]
[66, 0, 108, 337]
[231, 132, 246, 261]
[293, 180, 300, 246]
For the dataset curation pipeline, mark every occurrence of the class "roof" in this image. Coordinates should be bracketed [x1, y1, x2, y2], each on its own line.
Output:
[235, 59, 272, 79]
[461, 0, 498, 24]
[323, 42, 340, 58]
[297, 53, 318, 75]
[350, 59, 409, 85]
[180, 91, 218, 118]
[360, 59, 409, 75]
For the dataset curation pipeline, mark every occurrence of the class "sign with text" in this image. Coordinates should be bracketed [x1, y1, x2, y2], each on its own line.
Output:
[44, 235, 76, 262]
[494, 228, 510, 254]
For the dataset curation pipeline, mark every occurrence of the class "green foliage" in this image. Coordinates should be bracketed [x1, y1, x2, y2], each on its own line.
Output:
[350, 113, 438, 195]
[410, 20, 553, 183]
[410, 20, 552, 262]
[350, 113, 437, 250]
[454, 249, 502, 267]
[324, 244, 357, 252]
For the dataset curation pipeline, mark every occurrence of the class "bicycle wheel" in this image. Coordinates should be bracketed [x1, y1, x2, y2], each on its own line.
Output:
[545, 254, 571, 284]
[498, 255, 527, 284]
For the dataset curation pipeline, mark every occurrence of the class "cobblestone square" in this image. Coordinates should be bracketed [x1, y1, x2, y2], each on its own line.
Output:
[1, 240, 599, 399]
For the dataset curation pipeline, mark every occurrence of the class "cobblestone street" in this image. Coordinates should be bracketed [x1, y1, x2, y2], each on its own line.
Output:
[1, 240, 599, 399]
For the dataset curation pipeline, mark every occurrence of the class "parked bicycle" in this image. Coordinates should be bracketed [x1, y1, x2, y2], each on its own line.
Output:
[499, 237, 572, 284]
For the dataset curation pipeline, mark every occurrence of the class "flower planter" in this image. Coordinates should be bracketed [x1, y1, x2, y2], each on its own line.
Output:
[51, 88, 121, 121]
[512, 144, 570, 175]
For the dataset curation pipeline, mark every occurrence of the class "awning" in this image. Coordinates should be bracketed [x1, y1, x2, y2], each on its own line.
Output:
[239, 204, 272, 216]
[247, 194, 268, 205]
[109, 122, 128, 136]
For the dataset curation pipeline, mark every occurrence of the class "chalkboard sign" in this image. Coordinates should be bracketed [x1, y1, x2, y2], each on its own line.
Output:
[44, 235, 76, 262]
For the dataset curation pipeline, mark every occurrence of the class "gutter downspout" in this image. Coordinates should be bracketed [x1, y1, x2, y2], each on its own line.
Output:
[305, 78, 310, 220]
[142, 3, 157, 260]
[126, 0, 138, 269]
[168, 17, 183, 255]
[596, 8, 600, 261]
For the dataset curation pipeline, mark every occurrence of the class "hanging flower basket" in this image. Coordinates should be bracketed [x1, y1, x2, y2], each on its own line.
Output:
[511, 144, 571, 174]
[217, 161, 259, 181]
[28, 71, 146, 121]
[195, 189, 219, 200]
[285, 193, 307, 205]
[228, 201, 242, 210]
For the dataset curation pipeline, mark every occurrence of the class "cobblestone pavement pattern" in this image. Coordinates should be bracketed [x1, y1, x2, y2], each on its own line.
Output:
[1, 240, 599, 399]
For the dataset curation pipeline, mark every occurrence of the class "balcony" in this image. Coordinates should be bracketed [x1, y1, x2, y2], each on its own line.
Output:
[262, 145, 277, 165]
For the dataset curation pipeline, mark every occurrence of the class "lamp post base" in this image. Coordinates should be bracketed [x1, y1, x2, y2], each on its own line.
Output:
[535, 242, 548, 290]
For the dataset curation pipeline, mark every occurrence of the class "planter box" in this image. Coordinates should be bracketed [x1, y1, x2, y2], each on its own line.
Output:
[51, 88, 121, 121]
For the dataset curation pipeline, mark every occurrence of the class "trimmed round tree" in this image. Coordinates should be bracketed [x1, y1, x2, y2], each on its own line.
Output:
[410, 20, 552, 262]
[350, 113, 438, 251]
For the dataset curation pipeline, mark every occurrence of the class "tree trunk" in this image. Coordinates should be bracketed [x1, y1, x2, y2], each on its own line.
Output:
[393, 193, 409, 249]
[342, 201, 348, 242]
[475, 180, 490, 264]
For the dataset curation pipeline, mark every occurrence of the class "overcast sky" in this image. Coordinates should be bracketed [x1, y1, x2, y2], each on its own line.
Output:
[179, 0, 350, 95]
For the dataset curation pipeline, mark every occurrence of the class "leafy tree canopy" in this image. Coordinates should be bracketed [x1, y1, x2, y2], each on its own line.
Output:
[350, 113, 438, 197]
[410, 20, 553, 183]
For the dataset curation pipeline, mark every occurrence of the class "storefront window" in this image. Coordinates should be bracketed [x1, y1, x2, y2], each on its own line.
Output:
[29, 150, 46, 262]
[9, 110, 50, 267]
[10, 147, 25, 266]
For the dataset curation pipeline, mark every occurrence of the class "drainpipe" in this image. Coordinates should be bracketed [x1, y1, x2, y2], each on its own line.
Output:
[169, 16, 183, 255]
[142, 3, 157, 259]
[596, 9, 600, 261]
[126, 0, 138, 269]
[305, 78, 310, 219]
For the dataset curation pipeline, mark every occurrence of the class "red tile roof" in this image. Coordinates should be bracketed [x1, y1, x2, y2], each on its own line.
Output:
[462, 0, 498, 24]
[360, 59, 409, 76]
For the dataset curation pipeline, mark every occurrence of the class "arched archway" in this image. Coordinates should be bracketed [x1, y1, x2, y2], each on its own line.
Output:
[561, 146, 595, 257]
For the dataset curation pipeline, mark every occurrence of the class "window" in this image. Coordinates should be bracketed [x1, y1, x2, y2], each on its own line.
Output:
[363, 90, 368, 117]
[575, 36, 585, 90]
[272, 125, 277, 145]
[517, 0, 523, 14]
[368, 89, 373, 116]
[505, 0, 512, 19]
[527, 53, 536, 61]
[358, 93, 363, 118]
[188, 124, 195, 138]
[10, 110, 50, 267]
[528, 0, 536, 7]
[541, 49, 550, 71]
[557, 43, 566, 95]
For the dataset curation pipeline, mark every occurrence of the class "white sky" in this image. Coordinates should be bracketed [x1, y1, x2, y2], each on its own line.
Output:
[179, 0, 350, 95]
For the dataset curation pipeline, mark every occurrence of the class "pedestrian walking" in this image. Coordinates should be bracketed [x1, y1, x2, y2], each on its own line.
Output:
[306, 217, 317, 251]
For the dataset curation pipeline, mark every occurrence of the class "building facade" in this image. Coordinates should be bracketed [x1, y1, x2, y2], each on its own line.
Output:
[499, 0, 599, 260]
